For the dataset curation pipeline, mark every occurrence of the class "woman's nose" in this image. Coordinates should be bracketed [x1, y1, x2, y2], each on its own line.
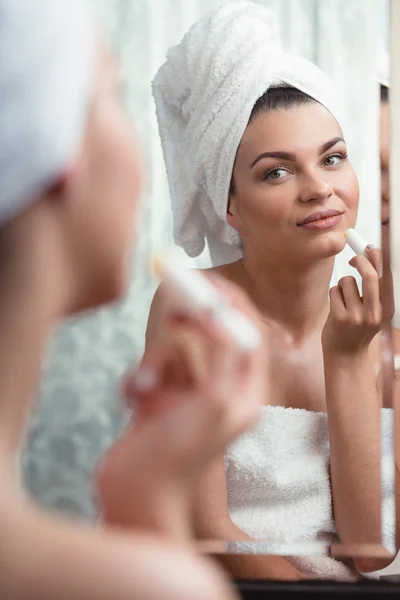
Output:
[299, 174, 333, 203]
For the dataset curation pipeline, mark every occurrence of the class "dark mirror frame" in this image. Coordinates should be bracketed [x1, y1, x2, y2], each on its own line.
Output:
[235, 579, 399, 598]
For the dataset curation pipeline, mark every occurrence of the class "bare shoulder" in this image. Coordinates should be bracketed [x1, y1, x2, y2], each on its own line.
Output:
[199, 261, 243, 284]
[146, 260, 246, 348]
[144, 266, 230, 347]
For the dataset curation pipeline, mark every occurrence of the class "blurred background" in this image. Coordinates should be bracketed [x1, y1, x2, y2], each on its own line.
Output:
[22, 0, 389, 521]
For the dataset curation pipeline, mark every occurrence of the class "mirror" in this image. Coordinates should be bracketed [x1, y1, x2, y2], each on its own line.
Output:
[375, 0, 400, 581]
[22, 0, 397, 585]
[391, 0, 400, 472]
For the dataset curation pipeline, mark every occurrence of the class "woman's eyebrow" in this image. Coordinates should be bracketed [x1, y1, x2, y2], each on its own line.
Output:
[250, 150, 295, 169]
[318, 136, 345, 155]
[250, 136, 345, 169]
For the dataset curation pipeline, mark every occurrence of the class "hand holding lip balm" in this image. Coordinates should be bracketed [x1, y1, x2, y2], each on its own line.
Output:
[322, 229, 382, 355]
[151, 251, 262, 352]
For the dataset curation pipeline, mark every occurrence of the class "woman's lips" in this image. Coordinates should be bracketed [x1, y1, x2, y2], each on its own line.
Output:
[298, 213, 343, 231]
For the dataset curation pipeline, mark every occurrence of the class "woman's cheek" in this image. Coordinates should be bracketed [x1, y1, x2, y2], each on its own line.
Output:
[339, 172, 360, 213]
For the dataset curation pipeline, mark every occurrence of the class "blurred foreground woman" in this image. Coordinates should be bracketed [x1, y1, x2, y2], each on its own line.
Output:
[0, 1, 265, 598]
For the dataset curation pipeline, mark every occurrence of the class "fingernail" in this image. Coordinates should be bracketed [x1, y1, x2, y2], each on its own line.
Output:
[133, 367, 157, 392]
[366, 244, 378, 251]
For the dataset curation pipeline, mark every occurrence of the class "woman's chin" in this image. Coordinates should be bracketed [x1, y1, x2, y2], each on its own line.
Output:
[310, 232, 347, 260]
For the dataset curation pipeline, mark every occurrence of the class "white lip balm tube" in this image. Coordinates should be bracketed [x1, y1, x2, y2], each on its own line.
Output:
[152, 253, 261, 352]
[345, 229, 382, 276]
[344, 228, 369, 256]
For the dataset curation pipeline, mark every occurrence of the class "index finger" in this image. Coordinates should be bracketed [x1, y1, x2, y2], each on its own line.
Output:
[364, 247, 381, 274]
[348, 254, 380, 317]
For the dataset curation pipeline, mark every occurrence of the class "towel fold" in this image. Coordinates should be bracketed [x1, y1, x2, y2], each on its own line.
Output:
[152, 1, 345, 266]
[0, 0, 95, 227]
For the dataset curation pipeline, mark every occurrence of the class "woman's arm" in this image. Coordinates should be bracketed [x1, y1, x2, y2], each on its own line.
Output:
[322, 249, 399, 573]
[323, 346, 394, 572]
[0, 492, 235, 600]
[192, 455, 303, 581]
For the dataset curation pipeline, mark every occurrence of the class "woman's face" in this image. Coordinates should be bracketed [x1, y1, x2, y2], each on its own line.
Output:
[227, 103, 359, 265]
[64, 43, 143, 311]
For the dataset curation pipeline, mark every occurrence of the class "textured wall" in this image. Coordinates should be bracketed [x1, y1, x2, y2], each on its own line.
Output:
[23, 0, 386, 521]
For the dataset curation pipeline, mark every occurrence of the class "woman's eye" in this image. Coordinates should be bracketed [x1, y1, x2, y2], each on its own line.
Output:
[264, 168, 288, 180]
[323, 154, 344, 167]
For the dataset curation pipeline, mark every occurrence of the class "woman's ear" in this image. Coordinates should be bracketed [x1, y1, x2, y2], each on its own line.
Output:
[46, 169, 75, 200]
[226, 195, 239, 229]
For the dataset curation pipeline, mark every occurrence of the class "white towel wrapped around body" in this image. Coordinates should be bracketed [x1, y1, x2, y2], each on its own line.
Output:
[152, 1, 346, 267]
[224, 406, 395, 581]
[0, 0, 95, 227]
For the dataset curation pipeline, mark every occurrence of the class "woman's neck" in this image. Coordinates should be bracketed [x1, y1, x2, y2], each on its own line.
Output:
[0, 215, 66, 473]
[0, 282, 56, 470]
[238, 251, 335, 340]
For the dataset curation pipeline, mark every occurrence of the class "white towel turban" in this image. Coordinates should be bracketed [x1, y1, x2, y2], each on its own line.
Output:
[153, 1, 346, 267]
[0, 0, 95, 228]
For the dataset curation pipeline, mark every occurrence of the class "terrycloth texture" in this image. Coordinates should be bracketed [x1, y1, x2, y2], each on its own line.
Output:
[224, 406, 395, 581]
[152, 1, 346, 267]
[0, 0, 95, 227]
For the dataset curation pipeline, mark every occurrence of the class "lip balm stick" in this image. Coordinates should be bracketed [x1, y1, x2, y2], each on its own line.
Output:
[344, 228, 368, 256]
[152, 253, 261, 352]
[345, 228, 382, 277]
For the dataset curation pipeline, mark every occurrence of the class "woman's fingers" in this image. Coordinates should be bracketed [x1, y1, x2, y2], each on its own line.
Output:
[338, 276, 363, 322]
[364, 247, 381, 274]
[328, 285, 347, 321]
[123, 343, 165, 400]
[123, 305, 253, 412]
[165, 279, 261, 383]
[348, 254, 381, 325]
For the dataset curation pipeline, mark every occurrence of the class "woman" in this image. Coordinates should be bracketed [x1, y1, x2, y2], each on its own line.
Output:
[138, 2, 397, 581]
[0, 2, 266, 599]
